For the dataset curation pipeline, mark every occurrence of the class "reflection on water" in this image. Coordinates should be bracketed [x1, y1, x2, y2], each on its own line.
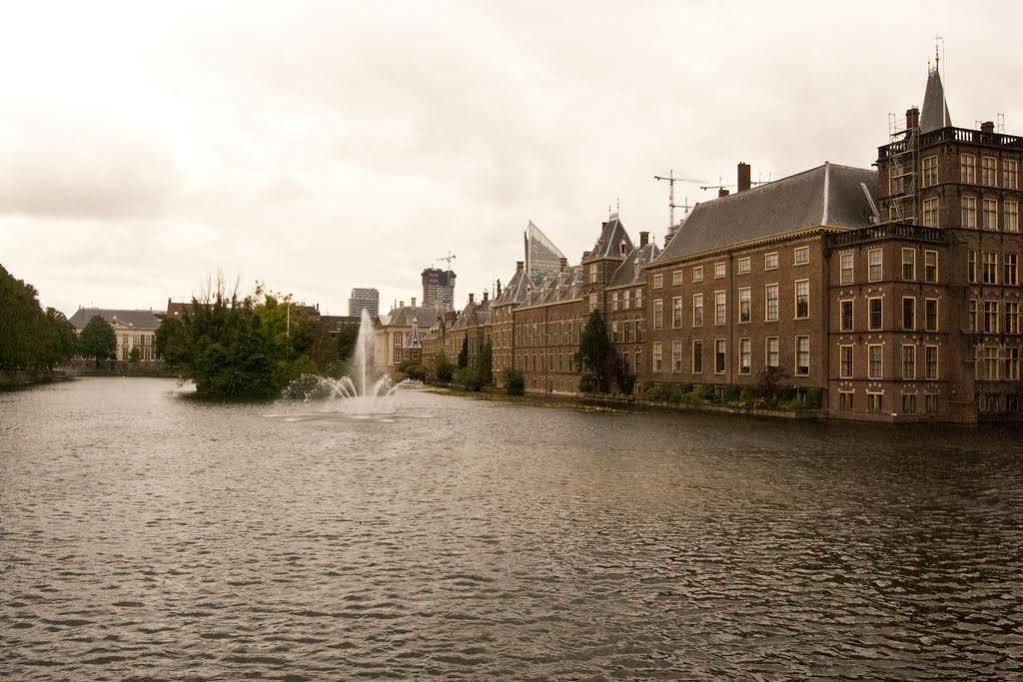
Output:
[2, 377, 1022, 679]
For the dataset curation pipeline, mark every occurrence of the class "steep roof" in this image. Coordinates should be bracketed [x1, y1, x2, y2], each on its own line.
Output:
[655, 163, 879, 263]
[608, 241, 661, 288]
[380, 304, 440, 328]
[920, 67, 952, 134]
[68, 307, 163, 330]
[524, 220, 566, 283]
[492, 266, 531, 307]
[450, 297, 491, 330]
[585, 215, 633, 260]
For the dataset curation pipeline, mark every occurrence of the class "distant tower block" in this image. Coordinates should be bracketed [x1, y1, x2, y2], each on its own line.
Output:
[421, 268, 456, 312]
[348, 288, 380, 318]
[524, 220, 566, 284]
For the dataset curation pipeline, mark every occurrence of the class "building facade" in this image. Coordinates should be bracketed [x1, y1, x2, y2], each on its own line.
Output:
[421, 268, 456, 312]
[68, 308, 162, 362]
[348, 288, 380, 318]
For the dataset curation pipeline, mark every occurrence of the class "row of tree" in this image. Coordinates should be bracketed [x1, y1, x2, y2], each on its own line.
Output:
[0, 264, 78, 371]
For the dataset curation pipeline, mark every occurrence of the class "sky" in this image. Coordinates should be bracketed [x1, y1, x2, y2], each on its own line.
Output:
[1, 1, 1021, 317]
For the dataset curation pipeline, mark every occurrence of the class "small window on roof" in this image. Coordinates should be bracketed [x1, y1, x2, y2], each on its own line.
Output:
[620, 242, 627, 256]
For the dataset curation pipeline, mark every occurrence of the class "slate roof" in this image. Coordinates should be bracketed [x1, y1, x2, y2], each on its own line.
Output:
[920, 67, 952, 134]
[608, 241, 661, 288]
[655, 163, 879, 263]
[380, 305, 441, 329]
[492, 266, 531, 307]
[450, 297, 491, 330]
[68, 307, 163, 330]
[585, 215, 633, 260]
[519, 264, 585, 307]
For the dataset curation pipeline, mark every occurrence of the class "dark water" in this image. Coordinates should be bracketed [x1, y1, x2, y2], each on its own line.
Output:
[2, 378, 1022, 679]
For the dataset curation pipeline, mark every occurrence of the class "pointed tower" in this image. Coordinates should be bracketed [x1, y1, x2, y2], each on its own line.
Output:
[919, 65, 952, 133]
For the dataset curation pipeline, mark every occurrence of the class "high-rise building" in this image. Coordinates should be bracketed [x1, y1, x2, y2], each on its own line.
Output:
[421, 268, 456, 311]
[524, 220, 566, 284]
[348, 288, 379, 318]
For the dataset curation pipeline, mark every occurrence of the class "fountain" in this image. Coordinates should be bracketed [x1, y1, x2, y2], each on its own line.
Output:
[282, 308, 411, 414]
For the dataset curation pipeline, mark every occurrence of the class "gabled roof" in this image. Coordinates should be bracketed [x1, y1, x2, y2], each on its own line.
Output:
[608, 241, 661, 288]
[585, 215, 633, 260]
[68, 307, 163, 330]
[450, 296, 491, 330]
[920, 67, 952, 134]
[655, 163, 879, 263]
[404, 319, 422, 349]
[380, 305, 440, 329]
[492, 266, 531, 307]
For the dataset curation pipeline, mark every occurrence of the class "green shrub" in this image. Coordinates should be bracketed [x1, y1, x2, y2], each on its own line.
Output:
[398, 361, 427, 381]
[430, 354, 455, 384]
[505, 368, 525, 396]
[739, 386, 756, 406]
[644, 384, 668, 401]
[695, 383, 715, 401]
[722, 384, 742, 403]
[454, 366, 485, 391]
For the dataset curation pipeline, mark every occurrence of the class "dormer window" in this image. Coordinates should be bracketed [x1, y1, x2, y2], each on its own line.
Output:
[619, 242, 627, 256]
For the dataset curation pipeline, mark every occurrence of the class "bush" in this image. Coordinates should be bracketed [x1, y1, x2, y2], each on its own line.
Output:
[454, 366, 485, 391]
[398, 361, 427, 381]
[644, 384, 669, 401]
[430, 354, 455, 384]
[695, 383, 715, 401]
[722, 384, 742, 404]
[739, 386, 757, 406]
[505, 368, 525, 396]
[757, 366, 790, 406]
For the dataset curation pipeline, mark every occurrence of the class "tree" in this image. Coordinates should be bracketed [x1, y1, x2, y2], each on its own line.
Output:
[129, 347, 141, 363]
[457, 336, 468, 368]
[574, 310, 621, 394]
[477, 340, 493, 385]
[756, 365, 790, 406]
[78, 315, 117, 367]
[430, 353, 455, 384]
[155, 316, 190, 366]
[0, 265, 77, 371]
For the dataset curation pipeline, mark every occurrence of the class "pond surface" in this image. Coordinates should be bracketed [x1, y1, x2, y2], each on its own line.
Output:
[2, 378, 1022, 679]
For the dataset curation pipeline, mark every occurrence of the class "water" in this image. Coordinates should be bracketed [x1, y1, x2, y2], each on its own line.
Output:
[2, 378, 1022, 679]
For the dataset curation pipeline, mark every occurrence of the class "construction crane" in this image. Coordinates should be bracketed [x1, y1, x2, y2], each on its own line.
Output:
[435, 251, 456, 270]
[654, 170, 706, 230]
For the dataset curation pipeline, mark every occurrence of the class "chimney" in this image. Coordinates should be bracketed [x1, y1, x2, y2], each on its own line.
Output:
[639, 231, 649, 247]
[737, 162, 751, 192]
[906, 106, 920, 130]
[559, 257, 568, 271]
[718, 188, 730, 198]
[468, 293, 475, 305]
[483, 290, 489, 302]
[516, 261, 524, 272]
[981, 121, 995, 134]
[411, 297, 416, 308]
[496, 279, 502, 297]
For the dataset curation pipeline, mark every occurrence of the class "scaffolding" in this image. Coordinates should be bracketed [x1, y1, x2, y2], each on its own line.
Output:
[885, 112, 920, 224]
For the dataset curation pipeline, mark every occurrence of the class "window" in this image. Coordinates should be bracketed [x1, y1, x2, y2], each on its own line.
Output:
[922, 155, 938, 187]
[902, 297, 916, 330]
[962, 195, 977, 228]
[924, 250, 938, 282]
[984, 198, 999, 230]
[902, 394, 918, 414]
[714, 261, 726, 279]
[794, 280, 809, 319]
[1007, 302, 1021, 335]
[672, 269, 683, 286]
[969, 250, 978, 283]
[795, 336, 809, 376]
[868, 297, 882, 330]
[925, 393, 939, 413]
[1006, 253, 1019, 286]
[793, 246, 809, 265]
[902, 345, 916, 380]
[969, 299, 978, 332]
[692, 294, 704, 326]
[925, 299, 938, 332]
[672, 296, 683, 328]
[653, 273, 663, 289]
[982, 346, 999, 380]
[635, 287, 643, 308]
[901, 248, 916, 280]
[714, 290, 726, 325]
[714, 339, 726, 374]
[692, 265, 703, 282]
[589, 292, 598, 311]
[839, 391, 854, 411]
[611, 291, 619, 312]
[922, 197, 939, 227]
[623, 289, 631, 310]
[983, 252, 999, 285]
[984, 301, 1000, 333]
[840, 345, 853, 378]
[982, 156, 997, 186]
[653, 342, 663, 372]
[868, 248, 883, 282]
[635, 350, 642, 372]
[840, 300, 853, 331]
[692, 340, 703, 374]
[637, 321, 646, 342]
[653, 298, 663, 330]
[672, 341, 683, 373]
[961, 154, 977, 184]
[766, 337, 779, 368]
[867, 392, 883, 414]
[739, 338, 751, 375]
[840, 252, 854, 285]
[1007, 201, 1020, 233]
[868, 345, 883, 379]
[611, 321, 620, 343]
[1004, 159, 1020, 190]
[765, 284, 779, 321]
[764, 252, 778, 270]
[588, 263, 599, 283]
[1006, 347, 1021, 380]
[737, 257, 750, 274]
[738, 288, 751, 323]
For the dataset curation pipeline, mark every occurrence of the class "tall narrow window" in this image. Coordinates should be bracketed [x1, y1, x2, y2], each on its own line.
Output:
[672, 341, 683, 372]
[692, 265, 703, 282]
[922, 197, 939, 227]
[794, 280, 810, 319]
[653, 299, 664, 330]
[739, 338, 751, 375]
[868, 345, 883, 379]
[714, 290, 726, 325]
[795, 336, 809, 376]
[840, 252, 854, 285]
[922, 155, 938, 187]
[738, 288, 751, 323]
[869, 297, 883, 331]
[766, 337, 780, 368]
[868, 249, 883, 282]
[925, 299, 938, 332]
[1007, 201, 1020, 233]
[902, 345, 916, 380]
[714, 339, 726, 374]
[840, 300, 853, 332]
[902, 297, 916, 330]
[982, 156, 997, 186]
[984, 301, 1000, 333]
[692, 340, 703, 374]
[653, 342, 663, 372]
[969, 250, 978, 283]
[961, 154, 977, 184]
[924, 250, 938, 282]
[901, 248, 916, 280]
[1004, 159, 1020, 190]
[962, 195, 978, 228]
[1006, 302, 1020, 334]
[1006, 253, 1019, 286]
[765, 284, 779, 321]
[840, 345, 853, 378]
[983, 198, 999, 230]
[983, 252, 999, 285]
[926, 346, 938, 380]
[672, 296, 683, 328]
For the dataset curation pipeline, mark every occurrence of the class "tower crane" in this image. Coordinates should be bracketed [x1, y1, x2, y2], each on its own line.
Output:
[654, 170, 706, 230]
[435, 251, 456, 270]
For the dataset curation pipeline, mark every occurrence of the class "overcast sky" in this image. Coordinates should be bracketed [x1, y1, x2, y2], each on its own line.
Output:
[1, 1, 1020, 316]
